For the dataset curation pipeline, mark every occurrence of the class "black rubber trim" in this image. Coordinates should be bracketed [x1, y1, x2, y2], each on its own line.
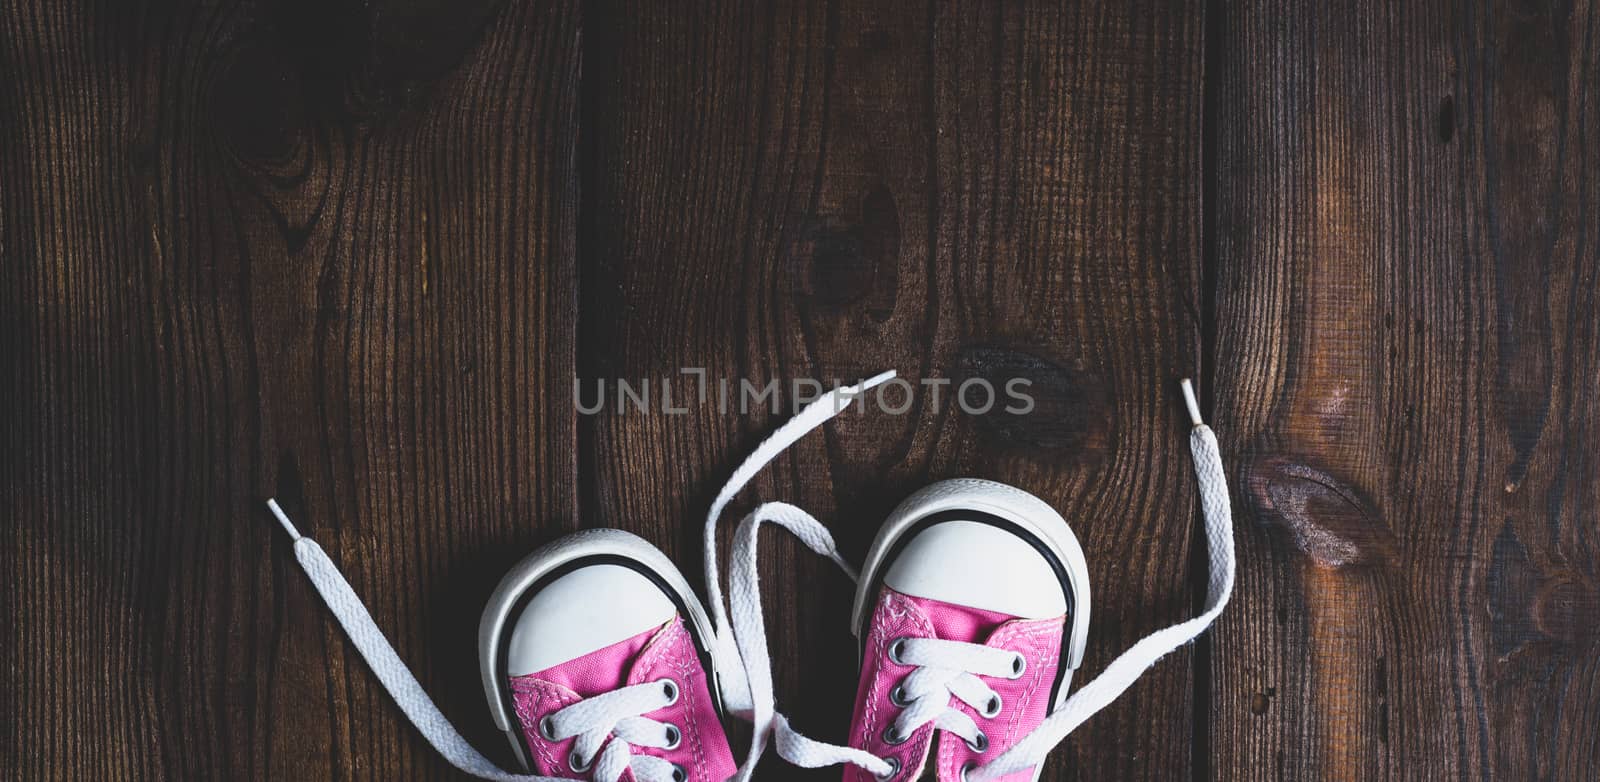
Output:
[491, 552, 724, 769]
[857, 509, 1077, 711]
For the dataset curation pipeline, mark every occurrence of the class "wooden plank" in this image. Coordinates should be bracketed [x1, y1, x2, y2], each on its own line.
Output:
[1209, 0, 1600, 777]
[0, 0, 580, 777]
[580, 1, 1204, 778]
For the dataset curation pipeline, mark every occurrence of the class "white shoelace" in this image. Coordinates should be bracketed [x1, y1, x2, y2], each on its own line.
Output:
[542, 679, 687, 782]
[702, 374, 1235, 782]
[265, 502, 688, 782]
[699, 374, 902, 781]
[880, 638, 1021, 754]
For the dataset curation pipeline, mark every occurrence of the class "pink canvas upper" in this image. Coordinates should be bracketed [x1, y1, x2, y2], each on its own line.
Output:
[845, 588, 1067, 782]
[509, 615, 737, 782]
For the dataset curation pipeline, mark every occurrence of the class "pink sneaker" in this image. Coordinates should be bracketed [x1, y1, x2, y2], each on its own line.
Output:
[480, 529, 738, 782]
[699, 377, 1236, 782]
[841, 480, 1090, 782]
[266, 502, 740, 782]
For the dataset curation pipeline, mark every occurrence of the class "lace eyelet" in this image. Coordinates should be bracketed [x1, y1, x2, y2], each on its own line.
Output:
[966, 731, 989, 753]
[887, 638, 909, 665]
[663, 722, 682, 750]
[538, 716, 558, 741]
[569, 749, 592, 773]
[888, 684, 912, 707]
[960, 761, 977, 782]
[660, 678, 681, 705]
[981, 694, 1002, 718]
[875, 756, 902, 780]
[670, 763, 687, 782]
[883, 724, 909, 746]
[1007, 653, 1026, 679]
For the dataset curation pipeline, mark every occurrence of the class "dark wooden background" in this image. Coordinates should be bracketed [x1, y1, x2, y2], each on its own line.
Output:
[3, 0, 1597, 779]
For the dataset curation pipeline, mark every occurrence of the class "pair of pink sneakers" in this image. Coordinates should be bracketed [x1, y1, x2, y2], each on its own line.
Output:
[268, 373, 1234, 782]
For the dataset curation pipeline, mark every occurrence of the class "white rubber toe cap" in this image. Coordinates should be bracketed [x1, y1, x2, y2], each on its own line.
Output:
[506, 564, 677, 676]
[884, 520, 1068, 619]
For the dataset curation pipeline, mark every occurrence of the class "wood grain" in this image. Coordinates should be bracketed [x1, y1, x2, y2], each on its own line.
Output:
[1209, 0, 1600, 778]
[4, 0, 1599, 779]
[580, 1, 1204, 778]
[0, 0, 580, 778]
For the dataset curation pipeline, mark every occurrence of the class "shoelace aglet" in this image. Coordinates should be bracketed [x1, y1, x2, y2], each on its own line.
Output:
[833, 370, 898, 409]
[1179, 378, 1204, 427]
[265, 498, 304, 541]
[857, 369, 897, 390]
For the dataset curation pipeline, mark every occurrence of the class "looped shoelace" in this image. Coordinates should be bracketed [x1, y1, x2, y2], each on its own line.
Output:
[702, 373, 1236, 782]
[265, 503, 691, 782]
[260, 374, 899, 782]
